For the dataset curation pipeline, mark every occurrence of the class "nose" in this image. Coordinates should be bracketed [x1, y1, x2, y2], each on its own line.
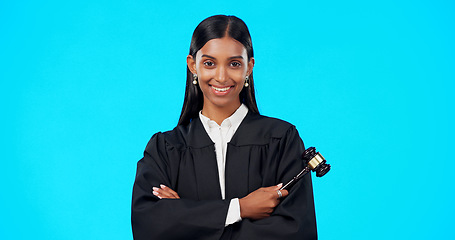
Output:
[215, 66, 228, 84]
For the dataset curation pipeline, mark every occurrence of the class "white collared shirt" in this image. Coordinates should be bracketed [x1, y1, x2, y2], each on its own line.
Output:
[199, 104, 248, 226]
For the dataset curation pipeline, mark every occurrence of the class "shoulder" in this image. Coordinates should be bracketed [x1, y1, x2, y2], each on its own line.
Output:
[145, 113, 299, 150]
[146, 118, 212, 151]
[245, 113, 296, 137]
[144, 129, 184, 153]
[229, 112, 300, 146]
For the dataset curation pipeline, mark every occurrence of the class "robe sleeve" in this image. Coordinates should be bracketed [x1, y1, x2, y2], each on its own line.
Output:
[131, 133, 231, 240]
[229, 126, 318, 240]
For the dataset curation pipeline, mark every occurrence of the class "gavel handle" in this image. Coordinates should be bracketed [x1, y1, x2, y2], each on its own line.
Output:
[280, 167, 311, 190]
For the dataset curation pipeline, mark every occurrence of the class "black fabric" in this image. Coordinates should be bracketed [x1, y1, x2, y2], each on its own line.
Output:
[132, 112, 317, 240]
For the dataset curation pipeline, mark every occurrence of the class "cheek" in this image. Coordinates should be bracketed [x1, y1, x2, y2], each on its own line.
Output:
[229, 69, 246, 79]
[196, 67, 214, 79]
[197, 72, 212, 83]
[232, 72, 246, 83]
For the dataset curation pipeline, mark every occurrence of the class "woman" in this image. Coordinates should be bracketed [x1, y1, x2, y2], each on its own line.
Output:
[132, 15, 317, 240]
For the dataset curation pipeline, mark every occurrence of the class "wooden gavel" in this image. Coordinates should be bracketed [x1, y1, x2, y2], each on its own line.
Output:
[280, 147, 331, 191]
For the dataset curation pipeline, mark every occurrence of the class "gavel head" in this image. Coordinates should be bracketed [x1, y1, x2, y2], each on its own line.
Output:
[302, 147, 331, 177]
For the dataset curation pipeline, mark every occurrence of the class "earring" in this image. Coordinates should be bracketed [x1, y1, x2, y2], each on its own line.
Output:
[244, 75, 249, 87]
[193, 74, 198, 85]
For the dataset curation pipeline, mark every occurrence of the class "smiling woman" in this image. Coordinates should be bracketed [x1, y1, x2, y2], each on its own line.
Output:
[187, 36, 255, 124]
[178, 15, 259, 127]
[131, 15, 317, 240]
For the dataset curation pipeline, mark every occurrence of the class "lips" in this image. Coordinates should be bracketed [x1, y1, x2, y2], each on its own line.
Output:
[211, 85, 231, 92]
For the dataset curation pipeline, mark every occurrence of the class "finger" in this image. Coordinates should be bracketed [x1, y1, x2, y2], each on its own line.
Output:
[263, 185, 281, 191]
[152, 187, 162, 199]
[159, 189, 176, 198]
[276, 190, 282, 199]
[160, 184, 180, 198]
[154, 186, 175, 199]
[279, 189, 289, 198]
[275, 189, 289, 199]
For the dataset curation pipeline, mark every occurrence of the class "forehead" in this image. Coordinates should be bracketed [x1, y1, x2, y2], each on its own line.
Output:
[197, 37, 247, 58]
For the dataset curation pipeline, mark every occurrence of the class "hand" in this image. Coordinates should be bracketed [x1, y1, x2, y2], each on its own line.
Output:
[239, 184, 288, 220]
[152, 184, 180, 199]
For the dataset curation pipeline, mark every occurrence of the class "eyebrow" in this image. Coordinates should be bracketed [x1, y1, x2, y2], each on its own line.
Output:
[201, 54, 244, 60]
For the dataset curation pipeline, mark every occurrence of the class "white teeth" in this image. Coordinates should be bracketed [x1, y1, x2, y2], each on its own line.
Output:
[211, 86, 231, 92]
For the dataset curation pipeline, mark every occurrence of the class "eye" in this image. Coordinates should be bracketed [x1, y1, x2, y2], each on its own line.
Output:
[203, 61, 215, 67]
[230, 61, 242, 68]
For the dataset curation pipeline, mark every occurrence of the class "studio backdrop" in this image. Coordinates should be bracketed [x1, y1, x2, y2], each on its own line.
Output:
[1, 0, 454, 239]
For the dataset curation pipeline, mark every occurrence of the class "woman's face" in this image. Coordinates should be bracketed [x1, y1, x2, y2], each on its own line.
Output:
[187, 36, 254, 111]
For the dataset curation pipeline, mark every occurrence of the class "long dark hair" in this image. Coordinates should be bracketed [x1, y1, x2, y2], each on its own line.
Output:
[178, 15, 259, 126]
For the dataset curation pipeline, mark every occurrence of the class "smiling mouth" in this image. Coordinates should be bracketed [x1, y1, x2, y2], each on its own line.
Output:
[211, 85, 232, 92]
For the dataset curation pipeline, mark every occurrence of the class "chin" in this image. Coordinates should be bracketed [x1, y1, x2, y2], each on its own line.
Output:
[205, 97, 241, 109]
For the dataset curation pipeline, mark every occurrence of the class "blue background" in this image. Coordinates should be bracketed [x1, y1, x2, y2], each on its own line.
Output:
[1, 0, 454, 239]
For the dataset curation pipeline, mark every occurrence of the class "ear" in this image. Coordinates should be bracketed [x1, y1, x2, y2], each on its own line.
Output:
[187, 55, 197, 74]
[247, 57, 255, 76]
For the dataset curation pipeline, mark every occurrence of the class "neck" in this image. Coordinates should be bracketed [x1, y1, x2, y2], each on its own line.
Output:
[201, 102, 242, 125]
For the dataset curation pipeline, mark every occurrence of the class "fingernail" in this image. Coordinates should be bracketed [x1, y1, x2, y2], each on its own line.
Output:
[160, 184, 166, 188]
[152, 187, 159, 191]
[152, 191, 162, 199]
[277, 183, 283, 187]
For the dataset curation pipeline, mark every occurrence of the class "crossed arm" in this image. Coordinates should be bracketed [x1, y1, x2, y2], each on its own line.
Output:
[153, 184, 289, 220]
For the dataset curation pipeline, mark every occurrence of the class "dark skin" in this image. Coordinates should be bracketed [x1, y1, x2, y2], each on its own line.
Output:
[152, 37, 289, 220]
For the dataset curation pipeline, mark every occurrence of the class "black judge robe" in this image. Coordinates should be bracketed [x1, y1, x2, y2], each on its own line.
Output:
[132, 112, 317, 240]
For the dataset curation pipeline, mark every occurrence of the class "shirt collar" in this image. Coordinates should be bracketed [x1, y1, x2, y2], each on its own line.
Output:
[199, 104, 249, 129]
